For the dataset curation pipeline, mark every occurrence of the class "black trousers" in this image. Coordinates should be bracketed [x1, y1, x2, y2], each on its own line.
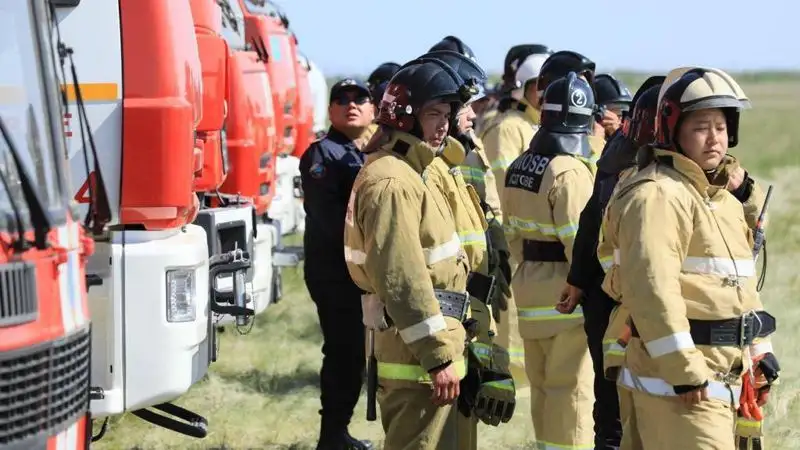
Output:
[582, 292, 622, 450]
[306, 279, 366, 434]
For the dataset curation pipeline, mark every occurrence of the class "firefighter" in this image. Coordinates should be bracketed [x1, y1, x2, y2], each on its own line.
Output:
[594, 74, 633, 139]
[411, 49, 516, 449]
[600, 67, 778, 450]
[300, 78, 376, 450]
[563, 75, 666, 450]
[344, 60, 473, 450]
[502, 72, 597, 449]
[366, 62, 401, 107]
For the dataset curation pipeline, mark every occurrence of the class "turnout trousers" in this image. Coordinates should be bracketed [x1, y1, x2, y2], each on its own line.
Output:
[524, 324, 595, 449]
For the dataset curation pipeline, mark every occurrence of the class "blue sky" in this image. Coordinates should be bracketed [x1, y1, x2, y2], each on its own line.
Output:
[280, 0, 798, 77]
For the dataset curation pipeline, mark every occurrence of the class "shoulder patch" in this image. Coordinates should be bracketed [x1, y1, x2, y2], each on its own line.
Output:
[505, 152, 552, 193]
[309, 162, 326, 179]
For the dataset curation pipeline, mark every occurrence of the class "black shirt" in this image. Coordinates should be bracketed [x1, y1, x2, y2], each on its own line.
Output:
[299, 126, 366, 283]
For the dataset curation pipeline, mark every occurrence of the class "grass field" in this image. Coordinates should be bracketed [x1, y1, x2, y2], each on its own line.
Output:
[92, 78, 800, 449]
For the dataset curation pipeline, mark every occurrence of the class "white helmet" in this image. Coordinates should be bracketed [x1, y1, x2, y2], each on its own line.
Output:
[514, 53, 550, 91]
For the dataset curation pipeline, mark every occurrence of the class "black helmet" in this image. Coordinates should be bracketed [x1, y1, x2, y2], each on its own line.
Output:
[540, 71, 595, 135]
[367, 62, 401, 104]
[594, 74, 633, 112]
[429, 35, 477, 62]
[625, 76, 665, 146]
[377, 60, 469, 134]
[367, 62, 401, 90]
[416, 50, 487, 104]
[536, 51, 596, 94]
[502, 44, 551, 91]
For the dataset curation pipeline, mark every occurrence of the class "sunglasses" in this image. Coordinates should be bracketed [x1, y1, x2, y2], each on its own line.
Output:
[332, 95, 371, 106]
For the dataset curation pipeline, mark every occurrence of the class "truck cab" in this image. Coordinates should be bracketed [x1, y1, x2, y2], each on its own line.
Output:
[52, 0, 245, 439]
[0, 0, 92, 448]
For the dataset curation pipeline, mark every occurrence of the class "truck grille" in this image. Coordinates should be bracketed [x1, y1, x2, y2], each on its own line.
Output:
[0, 260, 38, 327]
[0, 328, 91, 446]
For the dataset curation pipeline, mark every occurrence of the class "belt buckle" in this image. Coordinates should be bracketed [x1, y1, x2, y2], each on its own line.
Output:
[740, 313, 755, 347]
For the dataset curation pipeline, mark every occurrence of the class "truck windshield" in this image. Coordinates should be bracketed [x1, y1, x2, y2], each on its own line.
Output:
[0, 0, 65, 230]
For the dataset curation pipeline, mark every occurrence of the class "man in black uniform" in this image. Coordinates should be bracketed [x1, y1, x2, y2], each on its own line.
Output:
[593, 74, 633, 139]
[563, 75, 665, 450]
[300, 78, 376, 450]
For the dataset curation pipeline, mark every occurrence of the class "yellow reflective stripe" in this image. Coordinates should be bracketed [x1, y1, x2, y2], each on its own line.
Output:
[505, 216, 557, 237]
[556, 222, 578, 239]
[458, 230, 487, 248]
[484, 378, 514, 391]
[491, 157, 515, 171]
[599, 255, 613, 272]
[460, 166, 485, 184]
[534, 440, 594, 450]
[377, 359, 467, 382]
[602, 338, 626, 356]
[519, 305, 583, 321]
[736, 417, 762, 429]
[472, 342, 492, 363]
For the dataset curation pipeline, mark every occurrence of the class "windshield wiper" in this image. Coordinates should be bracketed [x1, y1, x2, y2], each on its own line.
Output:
[0, 148, 29, 252]
[0, 115, 53, 250]
[50, 2, 111, 234]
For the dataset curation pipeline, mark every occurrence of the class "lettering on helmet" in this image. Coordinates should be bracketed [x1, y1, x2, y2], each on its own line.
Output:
[505, 152, 551, 193]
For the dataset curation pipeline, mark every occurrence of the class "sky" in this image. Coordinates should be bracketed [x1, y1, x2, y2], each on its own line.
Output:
[277, 0, 799, 78]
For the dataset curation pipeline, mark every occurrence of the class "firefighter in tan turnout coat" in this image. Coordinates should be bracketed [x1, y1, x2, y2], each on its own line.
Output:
[344, 60, 476, 450]
[599, 67, 779, 450]
[502, 72, 598, 449]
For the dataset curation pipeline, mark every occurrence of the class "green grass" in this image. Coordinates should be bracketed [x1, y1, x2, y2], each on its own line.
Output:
[92, 79, 800, 449]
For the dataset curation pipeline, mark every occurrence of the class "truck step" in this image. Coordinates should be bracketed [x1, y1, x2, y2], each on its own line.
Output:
[272, 245, 304, 267]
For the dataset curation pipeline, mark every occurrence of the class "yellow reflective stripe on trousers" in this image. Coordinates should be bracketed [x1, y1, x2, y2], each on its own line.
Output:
[377, 359, 467, 382]
[519, 305, 583, 321]
[602, 338, 626, 356]
[509, 347, 524, 365]
[345, 232, 461, 266]
[534, 441, 594, 449]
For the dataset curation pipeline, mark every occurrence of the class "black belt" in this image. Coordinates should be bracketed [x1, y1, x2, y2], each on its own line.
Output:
[631, 311, 776, 347]
[466, 272, 495, 305]
[522, 239, 567, 262]
[435, 289, 470, 322]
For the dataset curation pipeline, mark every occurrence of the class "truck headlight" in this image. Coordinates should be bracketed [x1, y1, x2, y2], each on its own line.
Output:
[166, 269, 196, 323]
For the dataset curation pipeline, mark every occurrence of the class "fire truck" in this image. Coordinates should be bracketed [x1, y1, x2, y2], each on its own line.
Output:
[0, 0, 93, 448]
[51, 0, 252, 439]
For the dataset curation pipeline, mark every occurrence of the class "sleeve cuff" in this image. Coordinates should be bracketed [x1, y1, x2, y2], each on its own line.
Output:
[419, 344, 456, 373]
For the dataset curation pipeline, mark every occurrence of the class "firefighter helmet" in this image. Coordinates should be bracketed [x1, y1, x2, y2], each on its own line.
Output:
[367, 62, 401, 103]
[514, 53, 551, 91]
[536, 51, 596, 94]
[429, 35, 478, 62]
[627, 76, 665, 147]
[417, 50, 488, 105]
[377, 60, 471, 133]
[655, 67, 750, 149]
[502, 44, 552, 91]
[540, 71, 595, 135]
[594, 74, 633, 113]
